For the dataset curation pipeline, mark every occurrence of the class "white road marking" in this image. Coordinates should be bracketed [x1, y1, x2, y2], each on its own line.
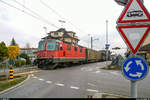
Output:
[86, 89, 99, 93]
[88, 83, 96, 87]
[81, 68, 93, 71]
[33, 76, 37, 78]
[88, 68, 93, 71]
[95, 71, 101, 73]
[31, 74, 34, 76]
[81, 68, 85, 71]
[70, 86, 80, 90]
[56, 83, 65, 87]
[38, 78, 44, 81]
[110, 71, 119, 75]
[46, 81, 52, 84]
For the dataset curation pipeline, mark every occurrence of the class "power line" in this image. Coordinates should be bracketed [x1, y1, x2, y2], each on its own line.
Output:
[0, 0, 59, 28]
[40, 0, 87, 34]
[13, 0, 58, 28]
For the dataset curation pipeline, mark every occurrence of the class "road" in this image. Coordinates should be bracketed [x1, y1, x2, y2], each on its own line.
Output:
[0, 61, 150, 98]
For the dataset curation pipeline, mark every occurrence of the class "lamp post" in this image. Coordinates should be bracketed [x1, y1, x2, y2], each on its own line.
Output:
[91, 37, 99, 49]
[59, 20, 66, 28]
[43, 27, 47, 41]
[106, 20, 109, 61]
[88, 34, 91, 48]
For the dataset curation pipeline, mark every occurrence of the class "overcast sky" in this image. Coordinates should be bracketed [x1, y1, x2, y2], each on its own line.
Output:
[0, 0, 150, 55]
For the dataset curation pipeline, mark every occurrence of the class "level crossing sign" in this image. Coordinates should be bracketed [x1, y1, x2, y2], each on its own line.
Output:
[117, 25, 150, 54]
[122, 57, 149, 81]
[117, 0, 150, 24]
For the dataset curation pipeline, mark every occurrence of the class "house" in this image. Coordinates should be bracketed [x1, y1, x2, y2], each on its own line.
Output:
[138, 32, 150, 65]
[42, 28, 79, 45]
[139, 43, 150, 65]
[20, 48, 38, 62]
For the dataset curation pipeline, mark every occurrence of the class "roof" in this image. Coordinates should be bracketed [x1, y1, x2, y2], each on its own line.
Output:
[140, 43, 150, 51]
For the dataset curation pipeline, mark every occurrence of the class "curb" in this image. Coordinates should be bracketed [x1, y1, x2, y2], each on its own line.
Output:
[0, 74, 30, 95]
[14, 70, 40, 76]
[91, 92, 128, 98]
[0, 70, 39, 95]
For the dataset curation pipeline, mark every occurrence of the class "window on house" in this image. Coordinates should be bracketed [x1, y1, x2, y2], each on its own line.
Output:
[54, 32, 58, 36]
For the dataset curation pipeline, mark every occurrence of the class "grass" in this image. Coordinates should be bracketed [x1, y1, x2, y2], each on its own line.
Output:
[0, 75, 27, 91]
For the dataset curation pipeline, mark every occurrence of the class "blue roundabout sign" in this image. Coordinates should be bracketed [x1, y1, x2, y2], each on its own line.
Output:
[122, 57, 149, 81]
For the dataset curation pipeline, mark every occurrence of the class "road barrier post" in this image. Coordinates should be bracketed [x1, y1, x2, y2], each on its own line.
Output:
[9, 67, 14, 82]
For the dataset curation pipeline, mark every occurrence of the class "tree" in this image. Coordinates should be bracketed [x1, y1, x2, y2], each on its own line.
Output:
[8, 38, 20, 59]
[19, 53, 28, 59]
[8, 45, 20, 59]
[0, 42, 8, 60]
[26, 57, 32, 65]
[19, 53, 32, 65]
[10, 37, 17, 46]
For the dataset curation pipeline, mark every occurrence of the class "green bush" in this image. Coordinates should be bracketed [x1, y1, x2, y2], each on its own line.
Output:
[21, 60, 26, 66]
[15, 60, 20, 67]
[14, 60, 27, 67]
[26, 57, 32, 65]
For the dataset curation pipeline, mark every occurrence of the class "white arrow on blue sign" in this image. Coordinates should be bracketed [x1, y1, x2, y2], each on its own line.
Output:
[122, 57, 149, 81]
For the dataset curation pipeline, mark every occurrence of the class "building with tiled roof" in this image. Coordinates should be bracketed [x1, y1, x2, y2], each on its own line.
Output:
[20, 48, 38, 62]
[42, 28, 79, 45]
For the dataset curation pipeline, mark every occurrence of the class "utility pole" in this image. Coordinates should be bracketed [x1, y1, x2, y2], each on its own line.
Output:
[91, 36, 93, 49]
[91, 36, 99, 49]
[43, 27, 47, 41]
[106, 20, 109, 62]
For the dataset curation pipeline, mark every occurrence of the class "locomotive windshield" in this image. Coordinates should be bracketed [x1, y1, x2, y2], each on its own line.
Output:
[47, 42, 59, 50]
[38, 42, 45, 50]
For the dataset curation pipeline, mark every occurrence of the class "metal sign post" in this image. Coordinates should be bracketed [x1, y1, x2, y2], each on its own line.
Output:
[122, 54, 149, 98]
[131, 80, 137, 98]
[116, 0, 150, 98]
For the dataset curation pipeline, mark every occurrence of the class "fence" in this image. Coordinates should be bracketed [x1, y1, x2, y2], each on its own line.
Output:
[0, 64, 38, 81]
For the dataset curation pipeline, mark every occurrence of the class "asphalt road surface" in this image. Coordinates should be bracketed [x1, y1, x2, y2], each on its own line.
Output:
[0, 61, 150, 98]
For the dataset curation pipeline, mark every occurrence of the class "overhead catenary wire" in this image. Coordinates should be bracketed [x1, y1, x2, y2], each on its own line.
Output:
[0, 0, 59, 29]
[13, 0, 58, 28]
[40, 0, 87, 34]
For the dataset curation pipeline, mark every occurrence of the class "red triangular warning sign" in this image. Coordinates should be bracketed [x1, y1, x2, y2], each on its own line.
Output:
[117, 0, 150, 24]
[117, 25, 150, 54]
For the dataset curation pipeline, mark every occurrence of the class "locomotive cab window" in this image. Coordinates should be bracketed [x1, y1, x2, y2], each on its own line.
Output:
[60, 44, 63, 50]
[80, 48, 82, 52]
[74, 47, 78, 52]
[38, 42, 44, 50]
[67, 45, 71, 51]
[56, 42, 59, 50]
[47, 42, 55, 50]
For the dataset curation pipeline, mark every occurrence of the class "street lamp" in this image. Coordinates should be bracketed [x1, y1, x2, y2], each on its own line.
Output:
[91, 37, 99, 49]
[88, 34, 91, 48]
[59, 20, 66, 28]
[43, 27, 47, 34]
[105, 20, 110, 62]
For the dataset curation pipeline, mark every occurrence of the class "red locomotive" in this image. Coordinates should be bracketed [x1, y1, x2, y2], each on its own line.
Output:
[37, 28, 104, 69]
